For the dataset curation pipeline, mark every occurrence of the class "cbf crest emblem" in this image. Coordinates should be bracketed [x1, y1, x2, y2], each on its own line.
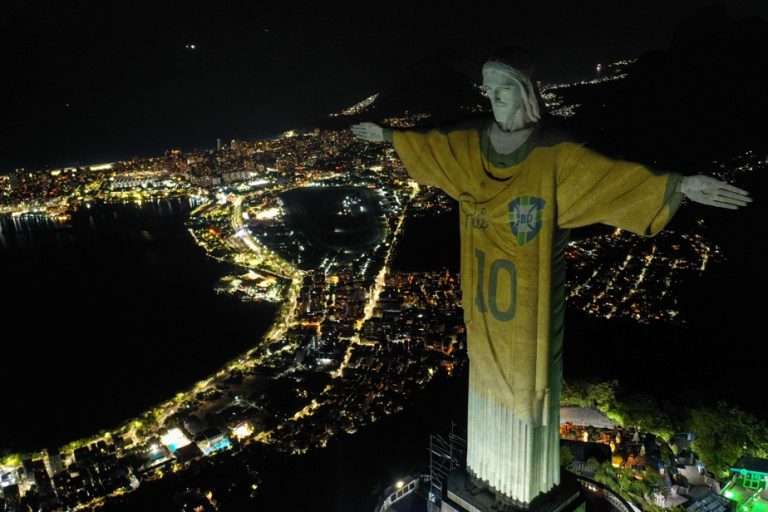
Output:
[508, 196, 545, 246]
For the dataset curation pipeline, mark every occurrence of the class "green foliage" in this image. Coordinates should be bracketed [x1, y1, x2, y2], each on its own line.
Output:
[562, 379, 677, 439]
[627, 478, 649, 502]
[563, 379, 768, 484]
[645, 468, 664, 490]
[151, 407, 165, 421]
[1, 453, 21, 467]
[564, 379, 768, 484]
[613, 465, 633, 494]
[61, 438, 89, 453]
[686, 402, 768, 475]
[591, 461, 658, 510]
[136, 423, 153, 438]
[606, 409, 626, 426]
[659, 442, 675, 466]
[561, 379, 618, 410]
[563, 379, 768, 493]
[612, 394, 676, 436]
[589, 381, 619, 411]
[592, 461, 611, 486]
[560, 445, 575, 467]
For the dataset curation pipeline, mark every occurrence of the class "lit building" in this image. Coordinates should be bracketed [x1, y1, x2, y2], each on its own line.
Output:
[195, 428, 232, 455]
[160, 427, 192, 453]
[44, 449, 63, 478]
[721, 457, 768, 512]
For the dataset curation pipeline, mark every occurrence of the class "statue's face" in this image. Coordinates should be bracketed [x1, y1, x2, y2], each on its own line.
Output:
[481, 67, 523, 128]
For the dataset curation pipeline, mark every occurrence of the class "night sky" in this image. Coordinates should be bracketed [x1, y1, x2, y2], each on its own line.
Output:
[2, 1, 767, 171]
[1, 4, 767, 505]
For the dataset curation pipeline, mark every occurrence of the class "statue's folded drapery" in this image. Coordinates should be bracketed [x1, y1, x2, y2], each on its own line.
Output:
[392, 120, 683, 503]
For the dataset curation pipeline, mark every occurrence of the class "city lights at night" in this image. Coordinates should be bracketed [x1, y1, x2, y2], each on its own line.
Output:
[1, 2, 767, 511]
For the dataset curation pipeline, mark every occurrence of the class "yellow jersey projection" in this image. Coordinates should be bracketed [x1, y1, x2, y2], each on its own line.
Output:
[391, 120, 683, 503]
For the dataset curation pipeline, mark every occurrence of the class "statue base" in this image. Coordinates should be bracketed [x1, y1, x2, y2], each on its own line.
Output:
[441, 468, 584, 512]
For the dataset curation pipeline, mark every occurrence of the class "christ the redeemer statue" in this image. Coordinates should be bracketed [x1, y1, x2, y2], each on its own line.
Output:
[352, 46, 750, 507]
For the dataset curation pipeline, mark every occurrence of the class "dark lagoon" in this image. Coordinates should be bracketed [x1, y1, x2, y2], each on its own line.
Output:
[0, 199, 276, 453]
[276, 185, 388, 269]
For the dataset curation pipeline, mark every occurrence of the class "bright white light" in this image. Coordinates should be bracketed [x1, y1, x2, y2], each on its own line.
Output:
[395, 480, 404, 489]
[160, 428, 191, 452]
[255, 207, 280, 220]
[231, 423, 253, 439]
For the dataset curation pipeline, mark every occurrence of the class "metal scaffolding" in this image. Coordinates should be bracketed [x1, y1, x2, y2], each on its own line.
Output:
[429, 424, 467, 512]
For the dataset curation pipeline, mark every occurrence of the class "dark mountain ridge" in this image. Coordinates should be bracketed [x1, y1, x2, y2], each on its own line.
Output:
[317, 7, 767, 172]
[310, 48, 483, 131]
[558, 6, 768, 168]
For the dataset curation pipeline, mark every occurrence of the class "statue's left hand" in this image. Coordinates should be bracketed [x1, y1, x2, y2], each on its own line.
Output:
[680, 175, 752, 210]
[350, 122, 385, 143]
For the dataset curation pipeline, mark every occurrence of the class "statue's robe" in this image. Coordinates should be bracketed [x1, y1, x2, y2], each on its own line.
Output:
[391, 120, 683, 504]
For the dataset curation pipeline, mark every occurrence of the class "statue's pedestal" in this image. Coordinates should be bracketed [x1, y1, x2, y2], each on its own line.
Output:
[441, 468, 584, 512]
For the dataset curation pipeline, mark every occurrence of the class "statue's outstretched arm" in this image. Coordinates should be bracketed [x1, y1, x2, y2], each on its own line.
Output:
[350, 122, 386, 143]
[680, 175, 751, 210]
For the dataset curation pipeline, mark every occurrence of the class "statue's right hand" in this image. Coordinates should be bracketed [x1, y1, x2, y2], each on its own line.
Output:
[350, 122, 385, 142]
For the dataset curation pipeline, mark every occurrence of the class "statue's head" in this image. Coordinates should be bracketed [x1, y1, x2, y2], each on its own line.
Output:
[482, 46, 541, 131]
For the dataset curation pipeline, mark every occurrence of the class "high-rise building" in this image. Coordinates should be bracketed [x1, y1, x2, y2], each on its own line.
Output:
[8, 170, 23, 190]
[1, 484, 21, 511]
[44, 449, 63, 477]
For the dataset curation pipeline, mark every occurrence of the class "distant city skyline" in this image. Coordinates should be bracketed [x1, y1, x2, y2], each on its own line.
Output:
[0, 101, 762, 512]
[2, 1, 767, 171]
[1, 44, 765, 507]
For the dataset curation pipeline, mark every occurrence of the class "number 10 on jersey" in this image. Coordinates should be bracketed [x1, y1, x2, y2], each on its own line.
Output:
[474, 249, 517, 321]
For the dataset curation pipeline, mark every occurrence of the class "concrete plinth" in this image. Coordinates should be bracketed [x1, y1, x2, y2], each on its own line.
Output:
[442, 468, 584, 512]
